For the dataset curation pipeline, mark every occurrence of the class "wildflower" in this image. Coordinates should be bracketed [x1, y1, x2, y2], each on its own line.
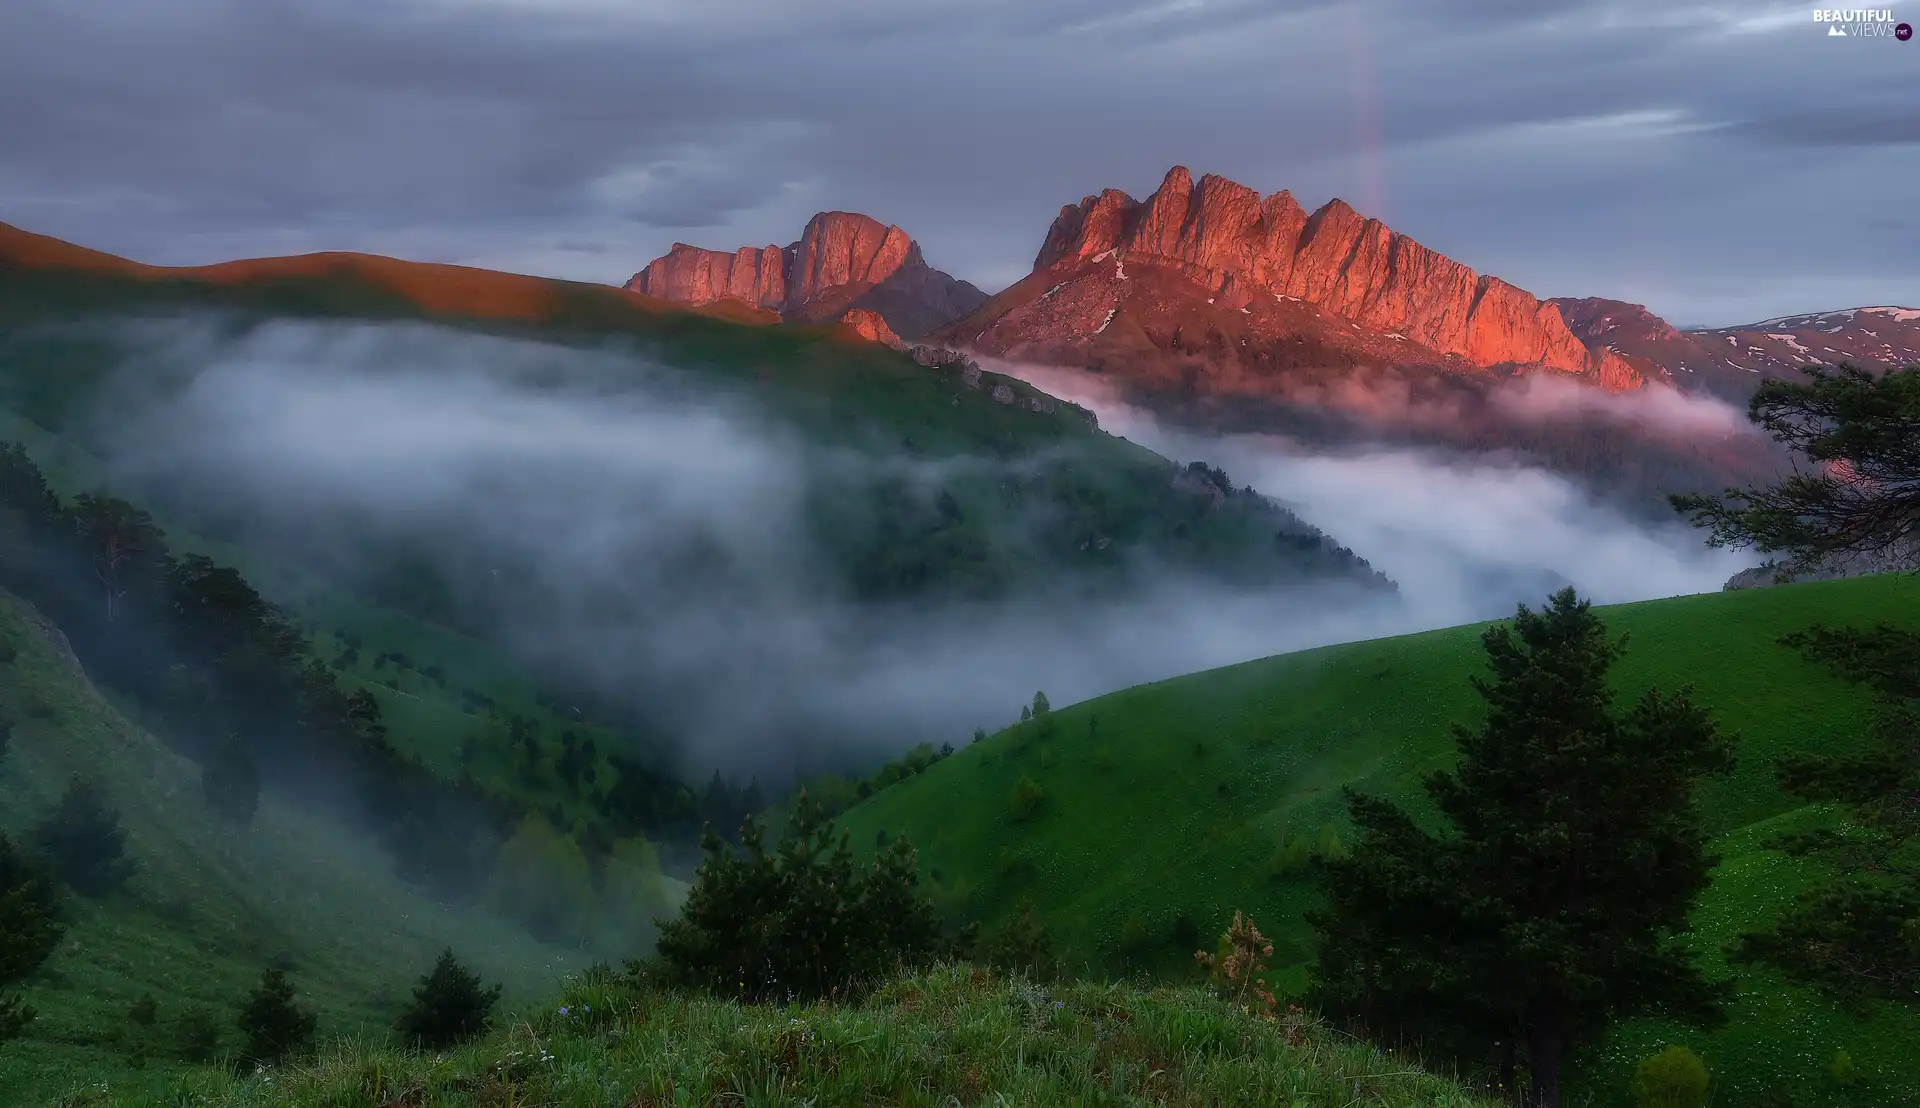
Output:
[559, 1006, 570, 1015]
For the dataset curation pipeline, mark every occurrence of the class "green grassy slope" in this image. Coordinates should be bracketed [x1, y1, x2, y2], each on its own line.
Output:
[0, 589, 587, 1105]
[125, 965, 1492, 1108]
[837, 574, 1920, 1105]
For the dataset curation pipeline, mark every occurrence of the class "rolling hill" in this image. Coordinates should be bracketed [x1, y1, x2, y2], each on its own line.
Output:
[0, 586, 600, 1105]
[836, 572, 1920, 1106]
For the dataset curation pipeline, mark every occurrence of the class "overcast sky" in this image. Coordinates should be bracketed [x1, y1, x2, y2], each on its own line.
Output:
[4, 0, 1915, 326]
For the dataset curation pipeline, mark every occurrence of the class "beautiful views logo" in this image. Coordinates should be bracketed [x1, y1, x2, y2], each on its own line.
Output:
[1812, 7, 1908, 36]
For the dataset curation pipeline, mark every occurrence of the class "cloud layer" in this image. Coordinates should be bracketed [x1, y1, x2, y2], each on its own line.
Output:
[85, 319, 1759, 783]
[2, 0, 1915, 325]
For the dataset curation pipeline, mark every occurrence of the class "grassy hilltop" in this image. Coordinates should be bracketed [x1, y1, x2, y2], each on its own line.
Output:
[838, 573, 1920, 1105]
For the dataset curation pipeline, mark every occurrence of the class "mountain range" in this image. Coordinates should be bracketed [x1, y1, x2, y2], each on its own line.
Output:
[633, 166, 1919, 406]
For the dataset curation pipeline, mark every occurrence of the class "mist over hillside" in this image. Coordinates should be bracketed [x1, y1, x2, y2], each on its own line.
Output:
[992, 358, 1760, 630]
[67, 316, 1395, 778]
[34, 315, 1757, 784]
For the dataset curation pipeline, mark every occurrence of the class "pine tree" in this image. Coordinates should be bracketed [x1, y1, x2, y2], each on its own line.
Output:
[394, 949, 501, 1050]
[1312, 589, 1734, 1108]
[1, 831, 64, 1044]
[32, 776, 136, 895]
[236, 967, 316, 1065]
[1732, 624, 1920, 1006]
[1671, 364, 1920, 573]
[202, 734, 261, 827]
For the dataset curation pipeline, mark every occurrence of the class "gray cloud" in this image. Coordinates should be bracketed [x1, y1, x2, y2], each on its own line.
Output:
[1, 0, 1916, 323]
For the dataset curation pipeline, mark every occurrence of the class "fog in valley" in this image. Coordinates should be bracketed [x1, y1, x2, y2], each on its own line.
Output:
[995, 359, 1759, 634]
[86, 319, 1756, 780]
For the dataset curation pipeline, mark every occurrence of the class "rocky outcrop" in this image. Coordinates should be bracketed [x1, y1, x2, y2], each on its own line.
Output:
[789, 212, 915, 305]
[628, 243, 787, 310]
[1015, 166, 1639, 387]
[626, 212, 986, 341]
[837, 307, 906, 350]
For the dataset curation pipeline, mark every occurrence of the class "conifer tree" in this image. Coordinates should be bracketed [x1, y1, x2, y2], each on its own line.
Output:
[1312, 589, 1734, 1108]
[0, 831, 64, 1044]
[1671, 364, 1920, 573]
[236, 967, 315, 1065]
[394, 949, 501, 1050]
[32, 776, 136, 895]
[1733, 623, 1920, 1006]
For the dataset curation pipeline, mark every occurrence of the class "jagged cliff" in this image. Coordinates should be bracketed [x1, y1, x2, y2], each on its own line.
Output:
[626, 212, 986, 341]
[942, 166, 1642, 392]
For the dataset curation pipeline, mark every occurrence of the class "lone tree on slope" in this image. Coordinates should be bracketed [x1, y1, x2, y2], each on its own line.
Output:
[0, 831, 65, 1044]
[1671, 364, 1920, 574]
[32, 776, 137, 896]
[1312, 588, 1734, 1108]
[394, 948, 501, 1050]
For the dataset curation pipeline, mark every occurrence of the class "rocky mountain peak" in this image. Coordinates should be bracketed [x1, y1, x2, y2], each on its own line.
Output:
[968, 165, 1642, 389]
[626, 211, 985, 341]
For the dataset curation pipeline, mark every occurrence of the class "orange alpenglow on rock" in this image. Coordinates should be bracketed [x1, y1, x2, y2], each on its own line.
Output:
[625, 212, 987, 341]
[837, 307, 907, 350]
[1030, 166, 1640, 385]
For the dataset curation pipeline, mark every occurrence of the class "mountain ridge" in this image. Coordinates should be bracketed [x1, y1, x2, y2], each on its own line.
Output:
[938, 166, 1645, 393]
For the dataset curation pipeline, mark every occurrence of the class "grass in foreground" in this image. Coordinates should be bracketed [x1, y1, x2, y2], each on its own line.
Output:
[109, 964, 1491, 1108]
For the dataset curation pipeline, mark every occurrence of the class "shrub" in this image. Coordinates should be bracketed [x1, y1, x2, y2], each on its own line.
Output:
[971, 727, 986, 745]
[1197, 911, 1278, 1018]
[1268, 830, 1314, 877]
[486, 813, 598, 944]
[395, 949, 501, 1050]
[653, 795, 941, 1001]
[202, 735, 261, 827]
[237, 967, 316, 1065]
[597, 837, 674, 954]
[1631, 1045, 1711, 1108]
[983, 901, 1055, 977]
[0, 638, 17, 665]
[1118, 912, 1150, 954]
[1828, 1048, 1857, 1087]
[1038, 747, 1057, 770]
[1009, 776, 1045, 822]
[32, 776, 137, 895]
[128, 993, 157, 1026]
[175, 1005, 220, 1063]
[1173, 912, 1201, 952]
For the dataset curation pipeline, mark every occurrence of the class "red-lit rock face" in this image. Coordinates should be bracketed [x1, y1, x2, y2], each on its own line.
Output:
[1020, 165, 1639, 387]
[625, 212, 984, 341]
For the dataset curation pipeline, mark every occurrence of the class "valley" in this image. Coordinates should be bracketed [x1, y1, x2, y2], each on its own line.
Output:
[1, 147, 1915, 1108]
